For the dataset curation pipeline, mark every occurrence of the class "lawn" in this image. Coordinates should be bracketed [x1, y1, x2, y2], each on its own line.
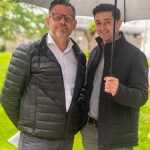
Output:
[0, 52, 150, 150]
[0, 53, 18, 150]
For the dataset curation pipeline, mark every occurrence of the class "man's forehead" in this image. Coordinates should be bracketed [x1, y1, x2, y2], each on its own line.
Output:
[95, 12, 113, 21]
[96, 18, 112, 20]
[95, 11, 113, 16]
[95, 17, 113, 22]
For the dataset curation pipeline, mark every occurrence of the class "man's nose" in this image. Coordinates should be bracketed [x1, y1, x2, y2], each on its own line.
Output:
[100, 23, 107, 30]
[60, 16, 66, 24]
[101, 23, 106, 29]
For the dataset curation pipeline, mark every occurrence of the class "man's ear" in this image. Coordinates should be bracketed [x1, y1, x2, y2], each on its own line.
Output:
[73, 20, 77, 30]
[45, 16, 50, 27]
[118, 19, 122, 28]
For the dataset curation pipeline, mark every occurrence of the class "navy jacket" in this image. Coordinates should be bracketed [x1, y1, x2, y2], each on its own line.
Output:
[84, 32, 148, 149]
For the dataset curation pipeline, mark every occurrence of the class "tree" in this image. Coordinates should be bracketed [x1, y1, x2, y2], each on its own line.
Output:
[0, 0, 48, 41]
[90, 20, 96, 36]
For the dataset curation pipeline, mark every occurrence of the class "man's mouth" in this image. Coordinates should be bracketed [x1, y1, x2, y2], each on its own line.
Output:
[102, 31, 108, 35]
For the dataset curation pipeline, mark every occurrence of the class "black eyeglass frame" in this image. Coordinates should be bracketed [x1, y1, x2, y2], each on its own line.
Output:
[49, 13, 75, 22]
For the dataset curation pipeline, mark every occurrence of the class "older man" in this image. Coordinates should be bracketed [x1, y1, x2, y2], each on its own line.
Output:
[1, 0, 86, 150]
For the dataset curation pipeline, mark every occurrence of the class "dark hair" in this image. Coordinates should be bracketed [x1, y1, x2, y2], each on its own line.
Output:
[93, 3, 121, 20]
[49, 0, 76, 16]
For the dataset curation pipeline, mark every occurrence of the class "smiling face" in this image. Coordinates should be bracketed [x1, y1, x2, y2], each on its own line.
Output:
[46, 4, 77, 40]
[94, 11, 122, 43]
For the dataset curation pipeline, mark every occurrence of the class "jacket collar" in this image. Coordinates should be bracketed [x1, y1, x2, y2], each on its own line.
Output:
[35, 33, 83, 64]
[36, 33, 83, 56]
[95, 31, 126, 57]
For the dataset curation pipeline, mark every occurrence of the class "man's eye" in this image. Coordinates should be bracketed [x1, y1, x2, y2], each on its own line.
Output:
[65, 17, 71, 20]
[56, 16, 62, 19]
[105, 21, 111, 25]
[96, 22, 101, 25]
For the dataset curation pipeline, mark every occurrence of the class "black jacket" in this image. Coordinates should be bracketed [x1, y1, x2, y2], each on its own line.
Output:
[85, 32, 148, 149]
[1, 33, 86, 139]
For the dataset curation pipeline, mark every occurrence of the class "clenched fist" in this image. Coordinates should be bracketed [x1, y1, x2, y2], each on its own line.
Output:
[104, 76, 119, 96]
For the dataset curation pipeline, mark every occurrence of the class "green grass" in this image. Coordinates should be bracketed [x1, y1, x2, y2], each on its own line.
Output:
[0, 53, 12, 92]
[0, 105, 18, 150]
[0, 52, 18, 150]
[0, 52, 150, 150]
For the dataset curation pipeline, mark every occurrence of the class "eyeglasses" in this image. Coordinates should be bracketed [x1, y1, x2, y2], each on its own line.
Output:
[49, 13, 75, 22]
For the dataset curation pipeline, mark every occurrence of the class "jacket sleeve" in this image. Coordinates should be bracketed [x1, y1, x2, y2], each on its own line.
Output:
[0, 43, 32, 127]
[78, 49, 97, 128]
[113, 52, 148, 108]
[78, 49, 96, 105]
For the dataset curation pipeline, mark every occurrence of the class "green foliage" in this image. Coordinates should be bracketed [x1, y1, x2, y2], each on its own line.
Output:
[0, 0, 48, 41]
[90, 20, 96, 35]
[0, 52, 150, 150]
[148, 60, 150, 67]
[85, 50, 90, 59]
